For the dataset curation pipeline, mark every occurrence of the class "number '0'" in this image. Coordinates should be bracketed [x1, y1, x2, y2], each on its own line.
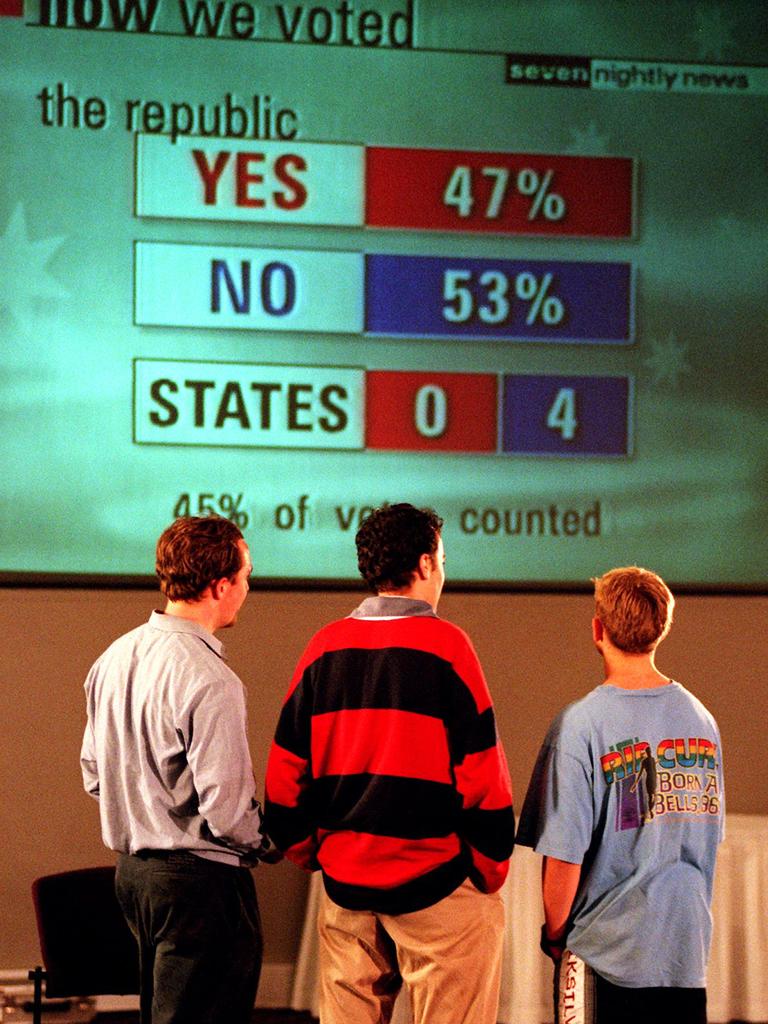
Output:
[414, 385, 447, 438]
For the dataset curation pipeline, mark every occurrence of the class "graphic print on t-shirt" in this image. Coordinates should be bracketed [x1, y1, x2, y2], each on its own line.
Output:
[599, 736, 720, 832]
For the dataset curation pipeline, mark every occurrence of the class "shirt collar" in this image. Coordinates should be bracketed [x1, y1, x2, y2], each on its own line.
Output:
[148, 609, 225, 658]
[348, 595, 437, 620]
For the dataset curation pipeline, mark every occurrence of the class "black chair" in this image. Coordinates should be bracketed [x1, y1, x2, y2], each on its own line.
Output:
[29, 866, 140, 1024]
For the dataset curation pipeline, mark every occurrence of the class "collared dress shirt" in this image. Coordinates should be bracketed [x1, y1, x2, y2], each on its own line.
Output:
[81, 610, 264, 865]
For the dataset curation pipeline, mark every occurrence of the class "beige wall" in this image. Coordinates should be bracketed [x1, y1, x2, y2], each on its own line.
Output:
[2, 585, 765, 970]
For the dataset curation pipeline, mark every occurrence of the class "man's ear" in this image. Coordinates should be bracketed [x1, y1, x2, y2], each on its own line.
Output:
[209, 577, 229, 601]
[592, 617, 604, 644]
[416, 552, 433, 580]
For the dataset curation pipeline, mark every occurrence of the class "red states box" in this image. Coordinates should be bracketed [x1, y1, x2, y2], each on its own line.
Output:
[366, 371, 498, 452]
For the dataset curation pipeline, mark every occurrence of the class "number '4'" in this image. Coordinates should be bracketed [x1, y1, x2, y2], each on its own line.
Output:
[546, 388, 578, 440]
[444, 166, 473, 217]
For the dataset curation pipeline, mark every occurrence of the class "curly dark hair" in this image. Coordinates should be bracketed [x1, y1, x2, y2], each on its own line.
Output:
[155, 515, 244, 601]
[355, 503, 444, 592]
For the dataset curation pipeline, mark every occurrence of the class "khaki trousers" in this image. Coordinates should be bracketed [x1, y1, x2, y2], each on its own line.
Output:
[318, 879, 505, 1024]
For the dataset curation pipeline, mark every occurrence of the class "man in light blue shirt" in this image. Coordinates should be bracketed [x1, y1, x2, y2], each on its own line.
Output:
[517, 566, 724, 1023]
[81, 515, 270, 1024]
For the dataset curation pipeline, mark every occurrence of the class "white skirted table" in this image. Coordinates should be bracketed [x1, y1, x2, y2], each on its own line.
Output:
[290, 814, 768, 1023]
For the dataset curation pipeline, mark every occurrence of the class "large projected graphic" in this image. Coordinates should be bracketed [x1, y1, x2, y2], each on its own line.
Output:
[1, 2, 766, 586]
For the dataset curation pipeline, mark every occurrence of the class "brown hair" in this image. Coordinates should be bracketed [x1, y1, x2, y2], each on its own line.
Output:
[155, 516, 243, 601]
[593, 566, 674, 654]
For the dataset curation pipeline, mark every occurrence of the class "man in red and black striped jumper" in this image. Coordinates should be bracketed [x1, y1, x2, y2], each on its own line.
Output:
[265, 502, 515, 1024]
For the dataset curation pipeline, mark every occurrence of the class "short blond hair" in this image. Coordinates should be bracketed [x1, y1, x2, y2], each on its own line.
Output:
[593, 566, 674, 654]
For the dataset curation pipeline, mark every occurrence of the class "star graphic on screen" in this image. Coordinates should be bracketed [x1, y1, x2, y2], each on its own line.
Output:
[0, 204, 68, 330]
[565, 122, 610, 155]
[692, 5, 737, 60]
[644, 332, 691, 389]
[714, 214, 743, 239]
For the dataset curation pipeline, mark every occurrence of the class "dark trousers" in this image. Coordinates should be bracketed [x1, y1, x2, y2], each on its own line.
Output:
[556, 949, 707, 1023]
[595, 972, 707, 1021]
[116, 851, 262, 1024]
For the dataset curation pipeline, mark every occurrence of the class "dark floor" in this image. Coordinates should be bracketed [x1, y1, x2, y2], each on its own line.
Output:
[91, 1016, 764, 1024]
[94, 1014, 316, 1024]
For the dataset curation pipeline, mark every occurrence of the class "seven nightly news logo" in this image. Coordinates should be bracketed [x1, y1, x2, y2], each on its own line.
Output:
[506, 52, 764, 94]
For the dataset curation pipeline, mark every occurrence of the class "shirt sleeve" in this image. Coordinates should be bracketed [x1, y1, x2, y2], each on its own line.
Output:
[263, 655, 319, 870]
[517, 729, 594, 864]
[181, 672, 265, 852]
[449, 633, 515, 892]
[80, 663, 100, 799]
[80, 719, 100, 799]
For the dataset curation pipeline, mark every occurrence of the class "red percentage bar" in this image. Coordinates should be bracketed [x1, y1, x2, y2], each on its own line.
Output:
[365, 147, 634, 238]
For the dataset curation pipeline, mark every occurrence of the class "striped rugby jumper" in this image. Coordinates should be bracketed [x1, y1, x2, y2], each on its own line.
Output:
[265, 596, 515, 913]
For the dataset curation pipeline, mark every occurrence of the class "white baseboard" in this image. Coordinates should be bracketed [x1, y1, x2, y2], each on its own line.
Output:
[1, 962, 295, 1011]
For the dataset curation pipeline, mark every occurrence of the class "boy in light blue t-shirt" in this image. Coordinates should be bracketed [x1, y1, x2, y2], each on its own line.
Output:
[517, 566, 724, 1023]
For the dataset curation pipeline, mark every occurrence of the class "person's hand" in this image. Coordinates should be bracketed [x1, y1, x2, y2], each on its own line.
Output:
[540, 924, 567, 962]
[257, 835, 284, 864]
[259, 845, 284, 864]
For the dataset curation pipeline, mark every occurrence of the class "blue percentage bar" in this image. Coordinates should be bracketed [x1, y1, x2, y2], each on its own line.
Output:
[365, 254, 633, 343]
[502, 374, 632, 456]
